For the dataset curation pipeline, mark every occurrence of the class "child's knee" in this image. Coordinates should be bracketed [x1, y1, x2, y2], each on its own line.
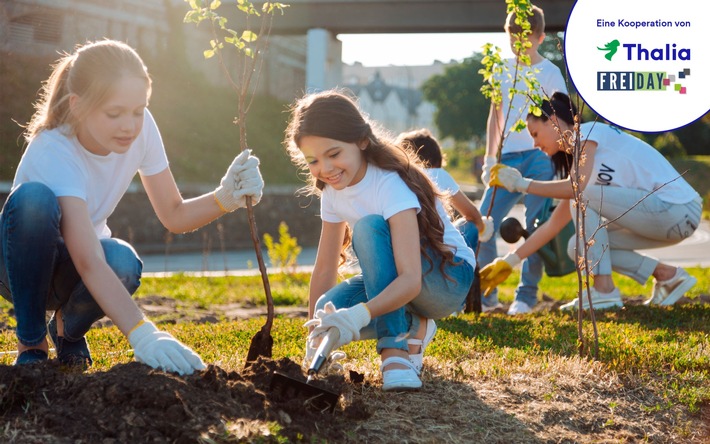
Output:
[352, 215, 388, 249]
[103, 240, 143, 294]
[8, 182, 59, 225]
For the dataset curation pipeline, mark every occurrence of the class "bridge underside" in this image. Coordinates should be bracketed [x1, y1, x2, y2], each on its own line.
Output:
[253, 0, 574, 35]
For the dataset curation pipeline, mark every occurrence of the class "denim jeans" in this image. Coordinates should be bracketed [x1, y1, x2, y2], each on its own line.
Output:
[455, 219, 480, 252]
[568, 185, 702, 284]
[478, 150, 554, 308]
[0, 182, 143, 346]
[314, 215, 474, 354]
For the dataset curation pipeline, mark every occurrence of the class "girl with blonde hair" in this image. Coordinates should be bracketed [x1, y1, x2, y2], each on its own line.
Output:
[1, 40, 263, 373]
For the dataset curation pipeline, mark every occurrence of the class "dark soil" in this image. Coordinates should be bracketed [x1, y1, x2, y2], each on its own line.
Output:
[0, 357, 369, 443]
[1, 294, 708, 442]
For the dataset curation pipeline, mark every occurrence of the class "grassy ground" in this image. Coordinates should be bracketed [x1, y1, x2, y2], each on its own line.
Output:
[1, 270, 708, 442]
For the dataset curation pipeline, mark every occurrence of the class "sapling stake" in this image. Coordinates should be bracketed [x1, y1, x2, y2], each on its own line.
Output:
[183, 0, 288, 366]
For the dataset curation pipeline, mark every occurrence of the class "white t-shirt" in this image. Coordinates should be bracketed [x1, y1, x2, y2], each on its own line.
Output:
[13, 109, 169, 238]
[321, 164, 476, 267]
[494, 58, 567, 154]
[425, 168, 460, 195]
[580, 122, 699, 204]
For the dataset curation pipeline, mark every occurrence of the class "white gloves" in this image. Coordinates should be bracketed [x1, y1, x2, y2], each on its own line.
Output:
[303, 336, 347, 374]
[214, 149, 264, 212]
[490, 164, 532, 194]
[479, 216, 495, 243]
[128, 321, 206, 375]
[304, 302, 371, 350]
[481, 155, 497, 186]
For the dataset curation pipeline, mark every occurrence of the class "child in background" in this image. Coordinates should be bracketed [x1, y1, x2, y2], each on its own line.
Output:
[0, 40, 263, 373]
[482, 92, 700, 309]
[396, 128, 494, 250]
[285, 90, 475, 391]
[478, 3, 567, 315]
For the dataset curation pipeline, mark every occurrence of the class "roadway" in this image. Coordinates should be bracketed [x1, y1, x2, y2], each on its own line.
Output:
[141, 205, 710, 276]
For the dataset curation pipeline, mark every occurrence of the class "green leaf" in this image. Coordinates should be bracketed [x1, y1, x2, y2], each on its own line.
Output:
[209, 0, 221, 10]
[241, 30, 258, 42]
[183, 10, 200, 24]
[203, 48, 216, 59]
[511, 119, 527, 133]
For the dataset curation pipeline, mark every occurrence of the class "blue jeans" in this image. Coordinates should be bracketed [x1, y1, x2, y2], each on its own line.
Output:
[478, 150, 554, 308]
[315, 215, 474, 354]
[455, 219, 480, 252]
[0, 182, 143, 346]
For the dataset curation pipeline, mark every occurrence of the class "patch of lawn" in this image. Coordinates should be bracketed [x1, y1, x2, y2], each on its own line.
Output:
[0, 268, 707, 425]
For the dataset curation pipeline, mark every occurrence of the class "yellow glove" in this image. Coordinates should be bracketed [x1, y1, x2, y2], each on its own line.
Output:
[490, 164, 532, 193]
[480, 253, 522, 296]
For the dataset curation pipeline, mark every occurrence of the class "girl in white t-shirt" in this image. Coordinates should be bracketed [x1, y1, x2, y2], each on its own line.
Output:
[285, 90, 476, 391]
[482, 92, 701, 310]
[396, 128, 495, 250]
[0, 40, 263, 373]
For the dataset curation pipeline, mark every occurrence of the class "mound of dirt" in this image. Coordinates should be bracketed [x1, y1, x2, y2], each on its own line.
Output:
[0, 358, 370, 443]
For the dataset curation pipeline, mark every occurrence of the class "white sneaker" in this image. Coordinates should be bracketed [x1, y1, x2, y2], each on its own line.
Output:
[408, 319, 437, 375]
[381, 356, 422, 391]
[645, 268, 697, 306]
[560, 287, 624, 311]
[507, 300, 533, 315]
[482, 302, 504, 313]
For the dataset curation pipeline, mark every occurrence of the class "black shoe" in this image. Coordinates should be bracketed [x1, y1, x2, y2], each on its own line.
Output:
[48, 315, 93, 369]
[14, 349, 49, 365]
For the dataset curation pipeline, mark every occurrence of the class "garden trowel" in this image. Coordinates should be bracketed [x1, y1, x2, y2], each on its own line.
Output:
[270, 328, 341, 412]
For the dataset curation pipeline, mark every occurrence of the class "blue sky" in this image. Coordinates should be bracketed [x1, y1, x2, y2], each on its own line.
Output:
[339, 32, 512, 66]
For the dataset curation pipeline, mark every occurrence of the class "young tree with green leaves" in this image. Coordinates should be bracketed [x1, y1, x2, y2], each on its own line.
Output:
[183, 0, 288, 364]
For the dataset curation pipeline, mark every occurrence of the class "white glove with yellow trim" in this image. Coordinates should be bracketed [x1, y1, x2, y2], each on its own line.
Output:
[490, 164, 532, 193]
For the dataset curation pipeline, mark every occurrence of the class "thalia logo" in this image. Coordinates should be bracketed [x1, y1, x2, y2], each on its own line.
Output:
[597, 40, 620, 60]
[598, 40, 691, 61]
[596, 40, 691, 93]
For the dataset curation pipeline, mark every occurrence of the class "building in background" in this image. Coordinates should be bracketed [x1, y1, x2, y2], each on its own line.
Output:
[2, 0, 451, 136]
[0, 0, 307, 102]
[341, 61, 452, 140]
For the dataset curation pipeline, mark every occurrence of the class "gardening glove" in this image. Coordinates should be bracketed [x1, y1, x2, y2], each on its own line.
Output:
[490, 164, 532, 194]
[303, 336, 347, 375]
[128, 320, 206, 376]
[213, 149, 264, 212]
[304, 302, 371, 350]
[481, 155, 497, 187]
[480, 252, 522, 296]
[478, 216, 495, 243]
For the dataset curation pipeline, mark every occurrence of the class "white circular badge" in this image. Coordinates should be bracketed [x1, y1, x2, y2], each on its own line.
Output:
[565, 0, 709, 132]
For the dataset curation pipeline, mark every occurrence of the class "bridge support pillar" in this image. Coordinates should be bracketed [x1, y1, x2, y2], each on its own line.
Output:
[306, 28, 342, 92]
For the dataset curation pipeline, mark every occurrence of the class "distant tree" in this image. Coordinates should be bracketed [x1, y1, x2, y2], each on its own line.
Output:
[421, 32, 569, 144]
[421, 53, 488, 142]
[671, 117, 710, 156]
[653, 132, 687, 158]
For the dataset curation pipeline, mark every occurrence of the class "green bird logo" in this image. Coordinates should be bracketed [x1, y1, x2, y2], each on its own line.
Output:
[598, 39, 620, 61]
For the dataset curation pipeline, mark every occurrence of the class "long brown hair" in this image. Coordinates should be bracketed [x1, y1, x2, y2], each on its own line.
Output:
[24, 39, 151, 141]
[285, 89, 456, 271]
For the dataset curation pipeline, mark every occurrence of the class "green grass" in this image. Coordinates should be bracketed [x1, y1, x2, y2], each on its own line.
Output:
[135, 272, 311, 307]
[1, 269, 708, 414]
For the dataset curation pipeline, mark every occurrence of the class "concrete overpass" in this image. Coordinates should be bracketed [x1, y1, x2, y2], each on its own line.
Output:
[245, 0, 574, 34]
[229, 0, 576, 92]
[249, 0, 573, 89]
